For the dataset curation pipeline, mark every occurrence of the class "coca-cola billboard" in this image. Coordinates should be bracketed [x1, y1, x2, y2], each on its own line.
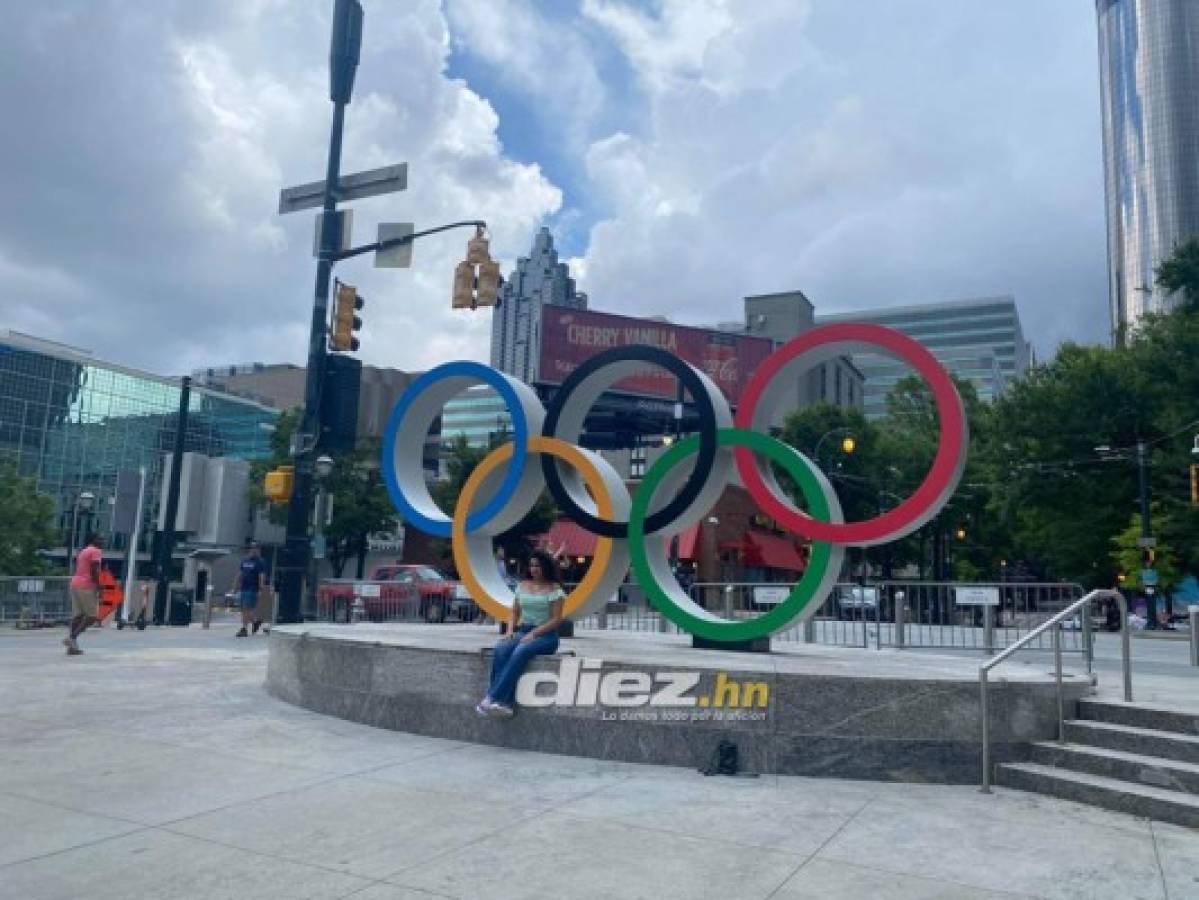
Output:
[538, 307, 774, 403]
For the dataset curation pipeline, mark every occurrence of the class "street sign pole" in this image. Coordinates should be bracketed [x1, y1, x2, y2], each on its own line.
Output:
[278, 0, 362, 625]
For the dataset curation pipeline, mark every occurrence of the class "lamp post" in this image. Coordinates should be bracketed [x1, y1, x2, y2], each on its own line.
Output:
[308, 455, 335, 619]
[67, 491, 96, 573]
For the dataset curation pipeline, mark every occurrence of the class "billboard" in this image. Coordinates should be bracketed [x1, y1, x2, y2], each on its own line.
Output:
[538, 307, 774, 404]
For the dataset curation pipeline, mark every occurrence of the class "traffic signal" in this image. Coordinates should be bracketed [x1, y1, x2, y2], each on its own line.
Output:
[452, 261, 475, 309]
[451, 227, 502, 309]
[331, 281, 363, 352]
[265, 466, 294, 503]
[477, 259, 501, 306]
[1191, 464, 1198, 505]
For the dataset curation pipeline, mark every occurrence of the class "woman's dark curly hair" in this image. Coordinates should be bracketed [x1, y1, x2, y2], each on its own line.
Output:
[525, 549, 562, 586]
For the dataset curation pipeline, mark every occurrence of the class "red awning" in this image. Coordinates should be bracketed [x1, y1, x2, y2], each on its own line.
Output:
[721, 531, 807, 573]
[676, 523, 700, 560]
[540, 520, 599, 558]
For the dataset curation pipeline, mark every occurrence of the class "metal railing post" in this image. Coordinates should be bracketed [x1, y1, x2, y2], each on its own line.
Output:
[1082, 598, 1094, 673]
[894, 594, 906, 649]
[980, 668, 991, 793]
[1053, 624, 1064, 742]
[803, 617, 815, 643]
[1118, 592, 1132, 702]
[983, 603, 994, 655]
[1189, 606, 1199, 667]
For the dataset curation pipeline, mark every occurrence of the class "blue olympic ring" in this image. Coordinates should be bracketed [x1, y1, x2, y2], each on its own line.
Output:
[381, 361, 535, 538]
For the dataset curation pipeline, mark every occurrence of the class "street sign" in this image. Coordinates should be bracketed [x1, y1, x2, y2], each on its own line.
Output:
[1141, 568, 1159, 586]
[313, 210, 353, 257]
[1137, 536, 1157, 549]
[753, 585, 788, 606]
[954, 586, 1000, 606]
[279, 162, 408, 214]
[375, 222, 414, 268]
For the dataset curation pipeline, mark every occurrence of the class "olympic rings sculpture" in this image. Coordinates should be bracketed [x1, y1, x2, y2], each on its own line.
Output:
[382, 323, 968, 642]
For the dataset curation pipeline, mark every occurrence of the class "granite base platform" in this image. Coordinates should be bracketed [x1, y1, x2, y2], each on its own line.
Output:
[266, 624, 1095, 784]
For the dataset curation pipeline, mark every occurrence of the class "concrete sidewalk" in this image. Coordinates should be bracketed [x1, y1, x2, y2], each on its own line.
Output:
[1, 623, 1196, 900]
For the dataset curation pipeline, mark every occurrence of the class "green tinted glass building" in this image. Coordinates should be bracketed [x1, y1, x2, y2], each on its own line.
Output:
[816, 297, 1031, 419]
[0, 331, 277, 563]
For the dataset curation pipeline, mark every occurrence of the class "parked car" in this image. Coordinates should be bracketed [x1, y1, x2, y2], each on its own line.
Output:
[318, 564, 474, 623]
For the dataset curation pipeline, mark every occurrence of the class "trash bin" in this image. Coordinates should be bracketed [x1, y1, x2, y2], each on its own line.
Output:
[168, 588, 193, 627]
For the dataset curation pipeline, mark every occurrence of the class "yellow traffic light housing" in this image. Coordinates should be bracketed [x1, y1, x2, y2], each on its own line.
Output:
[451, 226, 502, 309]
[452, 261, 475, 309]
[265, 466, 295, 503]
[476, 259, 501, 307]
[330, 281, 363, 352]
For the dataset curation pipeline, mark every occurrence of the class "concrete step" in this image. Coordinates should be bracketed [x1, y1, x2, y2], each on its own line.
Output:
[1028, 741, 1199, 794]
[995, 762, 1199, 828]
[1077, 699, 1199, 736]
[1062, 720, 1199, 764]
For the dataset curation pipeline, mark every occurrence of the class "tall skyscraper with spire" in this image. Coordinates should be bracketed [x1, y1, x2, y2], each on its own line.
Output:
[1097, 0, 1199, 340]
[489, 227, 587, 382]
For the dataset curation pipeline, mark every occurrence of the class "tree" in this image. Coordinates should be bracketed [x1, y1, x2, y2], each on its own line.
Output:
[430, 434, 557, 569]
[1155, 238, 1199, 314]
[322, 441, 397, 578]
[247, 408, 299, 525]
[1110, 505, 1182, 592]
[0, 461, 57, 575]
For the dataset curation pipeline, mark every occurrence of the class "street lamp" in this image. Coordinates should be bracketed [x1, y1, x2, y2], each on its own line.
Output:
[308, 456, 335, 618]
[67, 491, 96, 572]
[813, 428, 855, 467]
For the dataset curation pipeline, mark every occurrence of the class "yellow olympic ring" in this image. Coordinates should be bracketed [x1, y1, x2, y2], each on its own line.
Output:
[452, 436, 628, 621]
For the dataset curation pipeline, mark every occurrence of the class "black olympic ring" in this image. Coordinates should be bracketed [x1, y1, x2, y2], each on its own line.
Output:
[540, 345, 729, 539]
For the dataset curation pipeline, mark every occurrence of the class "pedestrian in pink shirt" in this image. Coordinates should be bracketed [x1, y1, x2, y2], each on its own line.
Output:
[65, 533, 103, 655]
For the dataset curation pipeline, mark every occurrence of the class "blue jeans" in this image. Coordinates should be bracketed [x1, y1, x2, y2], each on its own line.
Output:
[487, 624, 559, 705]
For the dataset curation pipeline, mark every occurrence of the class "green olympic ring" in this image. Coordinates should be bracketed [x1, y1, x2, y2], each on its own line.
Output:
[629, 428, 846, 642]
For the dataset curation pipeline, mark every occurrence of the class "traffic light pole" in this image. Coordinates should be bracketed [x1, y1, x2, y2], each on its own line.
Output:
[277, 99, 350, 624]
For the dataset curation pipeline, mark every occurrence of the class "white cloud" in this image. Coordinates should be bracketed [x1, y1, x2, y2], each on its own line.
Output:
[445, 0, 606, 145]
[575, 0, 1108, 354]
[0, 0, 562, 376]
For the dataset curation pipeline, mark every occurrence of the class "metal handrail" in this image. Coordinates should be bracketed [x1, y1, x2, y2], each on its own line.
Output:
[979, 588, 1129, 792]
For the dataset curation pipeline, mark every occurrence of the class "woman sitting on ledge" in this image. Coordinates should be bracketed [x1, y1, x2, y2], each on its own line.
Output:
[477, 549, 565, 718]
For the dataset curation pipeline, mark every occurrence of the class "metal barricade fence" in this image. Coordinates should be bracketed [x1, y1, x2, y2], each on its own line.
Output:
[570, 579, 1089, 654]
[0, 576, 72, 627]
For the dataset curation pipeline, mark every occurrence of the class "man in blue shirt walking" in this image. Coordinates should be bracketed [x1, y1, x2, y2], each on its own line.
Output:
[232, 543, 268, 637]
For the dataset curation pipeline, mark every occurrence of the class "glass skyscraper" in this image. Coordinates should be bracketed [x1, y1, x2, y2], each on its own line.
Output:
[489, 227, 587, 383]
[0, 331, 277, 561]
[1097, 0, 1199, 339]
[816, 297, 1031, 420]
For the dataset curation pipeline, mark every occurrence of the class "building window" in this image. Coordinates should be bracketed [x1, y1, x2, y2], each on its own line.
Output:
[834, 366, 842, 405]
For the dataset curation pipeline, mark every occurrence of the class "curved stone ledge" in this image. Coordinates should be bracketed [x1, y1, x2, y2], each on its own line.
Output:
[266, 624, 1093, 784]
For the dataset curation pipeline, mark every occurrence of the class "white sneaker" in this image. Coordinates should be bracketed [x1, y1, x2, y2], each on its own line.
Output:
[476, 698, 498, 717]
[491, 703, 515, 718]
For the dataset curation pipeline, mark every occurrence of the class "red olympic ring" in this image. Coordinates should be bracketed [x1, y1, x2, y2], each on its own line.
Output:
[734, 323, 967, 547]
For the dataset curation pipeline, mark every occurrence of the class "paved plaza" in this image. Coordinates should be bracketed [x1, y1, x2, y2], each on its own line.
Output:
[1, 619, 1197, 900]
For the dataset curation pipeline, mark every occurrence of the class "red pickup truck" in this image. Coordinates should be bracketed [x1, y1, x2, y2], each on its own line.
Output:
[317, 564, 475, 623]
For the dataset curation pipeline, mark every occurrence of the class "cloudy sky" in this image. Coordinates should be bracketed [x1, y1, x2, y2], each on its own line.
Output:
[1, 0, 1106, 376]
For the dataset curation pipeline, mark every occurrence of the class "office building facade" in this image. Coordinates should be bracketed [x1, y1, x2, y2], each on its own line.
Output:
[1097, 0, 1199, 337]
[817, 297, 1031, 419]
[0, 331, 277, 565]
